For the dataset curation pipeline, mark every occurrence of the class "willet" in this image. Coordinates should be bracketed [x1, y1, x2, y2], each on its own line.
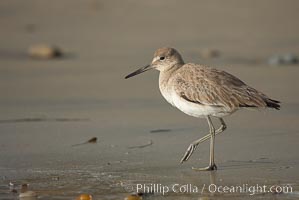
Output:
[125, 47, 280, 171]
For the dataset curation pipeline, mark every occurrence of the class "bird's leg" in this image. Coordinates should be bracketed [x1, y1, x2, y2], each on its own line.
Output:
[192, 116, 217, 171]
[180, 118, 226, 163]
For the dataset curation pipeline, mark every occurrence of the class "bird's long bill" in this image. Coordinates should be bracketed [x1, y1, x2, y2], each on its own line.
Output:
[125, 65, 152, 79]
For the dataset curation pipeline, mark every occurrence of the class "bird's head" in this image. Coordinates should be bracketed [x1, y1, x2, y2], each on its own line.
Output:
[125, 47, 184, 79]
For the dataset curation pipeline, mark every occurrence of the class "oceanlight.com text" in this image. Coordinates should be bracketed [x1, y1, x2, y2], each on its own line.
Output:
[131, 183, 293, 196]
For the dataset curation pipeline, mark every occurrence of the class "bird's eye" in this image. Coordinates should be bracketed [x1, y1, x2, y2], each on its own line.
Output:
[160, 56, 165, 61]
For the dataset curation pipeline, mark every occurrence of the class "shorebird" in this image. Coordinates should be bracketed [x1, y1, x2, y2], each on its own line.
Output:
[125, 47, 280, 171]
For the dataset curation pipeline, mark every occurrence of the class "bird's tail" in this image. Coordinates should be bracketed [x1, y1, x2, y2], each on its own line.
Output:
[265, 98, 280, 110]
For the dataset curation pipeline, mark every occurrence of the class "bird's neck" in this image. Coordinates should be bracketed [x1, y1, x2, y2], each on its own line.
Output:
[159, 63, 182, 88]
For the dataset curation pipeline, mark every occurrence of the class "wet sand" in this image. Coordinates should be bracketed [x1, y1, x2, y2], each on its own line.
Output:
[0, 0, 299, 199]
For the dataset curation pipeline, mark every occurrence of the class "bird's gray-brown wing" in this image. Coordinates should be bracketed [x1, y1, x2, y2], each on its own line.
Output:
[173, 64, 272, 110]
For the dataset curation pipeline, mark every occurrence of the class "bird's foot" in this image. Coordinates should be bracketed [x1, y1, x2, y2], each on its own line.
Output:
[192, 164, 217, 171]
[180, 143, 197, 163]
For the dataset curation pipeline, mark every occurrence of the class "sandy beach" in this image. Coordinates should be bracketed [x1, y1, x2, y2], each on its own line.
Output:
[0, 0, 299, 199]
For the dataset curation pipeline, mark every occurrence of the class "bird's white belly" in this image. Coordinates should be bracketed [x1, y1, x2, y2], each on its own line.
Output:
[161, 89, 231, 118]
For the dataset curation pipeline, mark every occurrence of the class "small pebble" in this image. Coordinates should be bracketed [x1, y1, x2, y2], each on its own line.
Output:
[76, 194, 92, 200]
[268, 55, 283, 65]
[28, 44, 63, 59]
[9, 182, 15, 189]
[11, 189, 18, 193]
[20, 183, 29, 193]
[19, 191, 37, 198]
[268, 54, 298, 66]
[125, 194, 142, 200]
[283, 53, 298, 64]
[51, 176, 60, 181]
[87, 137, 97, 143]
